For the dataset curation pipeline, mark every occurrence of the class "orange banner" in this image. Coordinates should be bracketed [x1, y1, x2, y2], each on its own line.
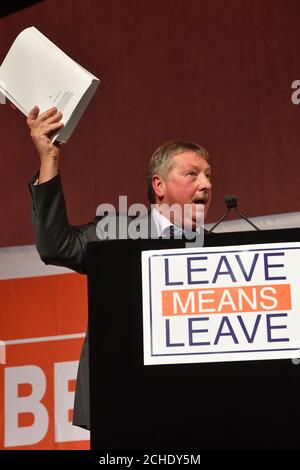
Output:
[0, 272, 90, 450]
[162, 284, 291, 316]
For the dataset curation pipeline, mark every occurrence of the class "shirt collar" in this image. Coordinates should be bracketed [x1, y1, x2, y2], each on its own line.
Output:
[151, 207, 202, 237]
[152, 207, 173, 237]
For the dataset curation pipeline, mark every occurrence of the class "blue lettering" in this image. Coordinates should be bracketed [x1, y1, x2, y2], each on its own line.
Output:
[214, 316, 239, 344]
[187, 257, 209, 284]
[235, 253, 259, 282]
[212, 256, 237, 284]
[164, 258, 183, 286]
[266, 313, 289, 342]
[264, 253, 286, 281]
[188, 317, 210, 346]
[237, 315, 261, 343]
[165, 319, 185, 347]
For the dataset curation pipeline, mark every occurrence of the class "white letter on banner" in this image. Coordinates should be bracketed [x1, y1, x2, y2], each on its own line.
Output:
[291, 80, 300, 105]
[173, 291, 195, 314]
[54, 361, 90, 442]
[4, 365, 48, 447]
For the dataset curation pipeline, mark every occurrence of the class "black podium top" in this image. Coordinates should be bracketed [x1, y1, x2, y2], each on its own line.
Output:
[87, 228, 300, 450]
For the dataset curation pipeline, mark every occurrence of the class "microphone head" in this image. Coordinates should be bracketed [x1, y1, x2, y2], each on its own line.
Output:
[224, 195, 238, 209]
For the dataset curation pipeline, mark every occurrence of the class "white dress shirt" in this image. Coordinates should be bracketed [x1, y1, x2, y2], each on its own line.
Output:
[151, 207, 203, 238]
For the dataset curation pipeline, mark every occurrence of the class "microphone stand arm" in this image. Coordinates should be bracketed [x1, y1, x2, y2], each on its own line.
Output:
[207, 195, 260, 234]
[207, 209, 231, 234]
[235, 208, 260, 231]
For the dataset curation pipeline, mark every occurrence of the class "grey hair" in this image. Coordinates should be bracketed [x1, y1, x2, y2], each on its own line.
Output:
[147, 140, 209, 203]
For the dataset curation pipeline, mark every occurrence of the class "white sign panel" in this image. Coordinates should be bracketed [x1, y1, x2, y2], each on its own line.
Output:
[141, 242, 300, 365]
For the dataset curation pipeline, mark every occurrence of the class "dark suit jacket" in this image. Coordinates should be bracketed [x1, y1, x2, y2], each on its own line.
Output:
[29, 173, 157, 429]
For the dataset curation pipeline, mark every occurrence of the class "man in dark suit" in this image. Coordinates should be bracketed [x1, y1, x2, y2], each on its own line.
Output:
[27, 105, 212, 430]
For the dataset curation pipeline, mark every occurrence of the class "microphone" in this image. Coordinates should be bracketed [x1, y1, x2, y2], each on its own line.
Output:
[224, 195, 238, 209]
[207, 195, 260, 234]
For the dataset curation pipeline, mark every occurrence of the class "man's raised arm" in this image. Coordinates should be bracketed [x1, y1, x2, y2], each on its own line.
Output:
[27, 106, 100, 274]
[27, 105, 63, 183]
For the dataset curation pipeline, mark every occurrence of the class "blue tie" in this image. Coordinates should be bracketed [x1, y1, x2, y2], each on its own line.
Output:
[163, 225, 186, 238]
[162, 225, 175, 238]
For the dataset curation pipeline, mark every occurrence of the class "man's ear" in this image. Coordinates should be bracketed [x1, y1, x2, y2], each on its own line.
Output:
[151, 174, 166, 200]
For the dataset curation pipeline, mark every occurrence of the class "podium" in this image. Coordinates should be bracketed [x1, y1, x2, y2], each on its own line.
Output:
[87, 228, 300, 450]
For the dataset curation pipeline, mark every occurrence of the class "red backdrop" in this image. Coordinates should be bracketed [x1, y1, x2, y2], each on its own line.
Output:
[0, 0, 299, 245]
[0, 0, 299, 451]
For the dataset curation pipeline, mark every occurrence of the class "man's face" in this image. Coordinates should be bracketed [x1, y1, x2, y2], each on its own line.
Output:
[154, 151, 212, 228]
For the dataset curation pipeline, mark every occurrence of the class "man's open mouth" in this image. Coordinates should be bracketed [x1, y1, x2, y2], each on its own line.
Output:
[193, 197, 208, 205]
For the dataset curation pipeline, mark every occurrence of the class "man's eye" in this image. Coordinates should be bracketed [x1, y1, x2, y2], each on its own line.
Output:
[188, 171, 197, 176]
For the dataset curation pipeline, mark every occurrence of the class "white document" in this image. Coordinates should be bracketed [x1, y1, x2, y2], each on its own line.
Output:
[0, 26, 100, 143]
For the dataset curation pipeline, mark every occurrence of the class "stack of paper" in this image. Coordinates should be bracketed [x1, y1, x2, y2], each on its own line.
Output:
[0, 27, 100, 143]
